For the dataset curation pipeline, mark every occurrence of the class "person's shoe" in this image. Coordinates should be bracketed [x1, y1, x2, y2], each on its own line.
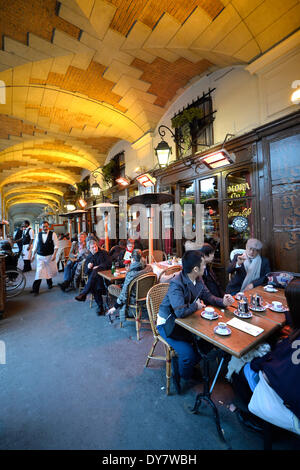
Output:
[96, 306, 104, 316]
[236, 409, 263, 433]
[75, 293, 87, 302]
[47, 284, 53, 290]
[58, 282, 66, 292]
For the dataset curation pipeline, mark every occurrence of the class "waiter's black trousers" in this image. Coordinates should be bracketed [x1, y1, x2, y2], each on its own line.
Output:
[32, 278, 52, 293]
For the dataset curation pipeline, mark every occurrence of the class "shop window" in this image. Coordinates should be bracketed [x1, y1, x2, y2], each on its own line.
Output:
[179, 182, 196, 246]
[226, 170, 255, 254]
[160, 184, 176, 255]
[172, 90, 215, 160]
[200, 177, 220, 260]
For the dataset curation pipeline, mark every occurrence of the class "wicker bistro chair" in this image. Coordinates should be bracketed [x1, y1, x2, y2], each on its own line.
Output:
[121, 272, 157, 341]
[146, 283, 177, 395]
[158, 265, 182, 283]
[141, 249, 167, 263]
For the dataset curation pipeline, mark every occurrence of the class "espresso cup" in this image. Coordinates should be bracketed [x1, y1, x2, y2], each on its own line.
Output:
[236, 292, 244, 300]
[272, 301, 283, 310]
[205, 307, 215, 318]
[217, 322, 227, 331]
[265, 285, 273, 291]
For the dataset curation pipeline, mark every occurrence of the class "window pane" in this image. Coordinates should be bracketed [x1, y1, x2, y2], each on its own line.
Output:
[226, 170, 252, 199]
[160, 184, 176, 255]
[200, 177, 220, 259]
[227, 198, 254, 254]
[180, 182, 196, 244]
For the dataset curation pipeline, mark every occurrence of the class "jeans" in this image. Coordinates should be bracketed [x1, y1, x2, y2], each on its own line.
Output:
[81, 270, 106, 307]
[63, 261, 76, 283]
[157, 324, 201, 380]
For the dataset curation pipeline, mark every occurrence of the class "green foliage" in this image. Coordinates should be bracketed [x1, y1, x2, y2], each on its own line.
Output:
[101, 159, 117, 186]
[171, 107, 203, 129]
[76, 180, 90, 195]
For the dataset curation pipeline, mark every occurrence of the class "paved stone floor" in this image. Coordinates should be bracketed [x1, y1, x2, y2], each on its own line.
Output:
[0, 265, 299, 450]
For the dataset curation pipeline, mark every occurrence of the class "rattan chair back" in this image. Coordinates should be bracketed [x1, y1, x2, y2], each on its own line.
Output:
[158, 265, 182, 283]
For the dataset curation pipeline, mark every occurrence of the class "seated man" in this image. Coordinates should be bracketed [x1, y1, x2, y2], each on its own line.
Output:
[106, 249, 152, 323]
[75, 239, 112, 315]
[226, 238, 271, 295]
[156, 250, 234, 391]
[58, 232, 88, 291]
[199, 243, 224, 298]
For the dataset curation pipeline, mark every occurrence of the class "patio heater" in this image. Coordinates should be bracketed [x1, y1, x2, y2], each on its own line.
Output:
[127, 193, 174, 263]
[89, 202, 118, 251]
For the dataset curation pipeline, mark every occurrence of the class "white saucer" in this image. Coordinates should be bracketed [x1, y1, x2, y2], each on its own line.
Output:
[214, 326, 231, 336]
[268, 305, 288, 313]
[233, 309, 253, 319]
[264, 287, 278, 293]
[201, 311, 219, 321]
[249, 305, 267, 312]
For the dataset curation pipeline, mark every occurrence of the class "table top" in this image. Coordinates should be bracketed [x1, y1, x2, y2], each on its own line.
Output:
[175, 304, 282, 358]
[98, 268, 127, 282]
[232, 286, 287, 326]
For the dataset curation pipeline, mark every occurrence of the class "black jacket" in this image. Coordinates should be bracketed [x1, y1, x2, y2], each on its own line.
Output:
[251, 332, 300, 419]
[226, 254, 271, 295]
[159, 271, 225, 321]
[202, 265, 224, 298]
[84, 249, 111, 275]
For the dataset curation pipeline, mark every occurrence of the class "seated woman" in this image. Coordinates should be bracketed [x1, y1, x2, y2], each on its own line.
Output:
[231, 279, 300, 432]
[226, 238, 271, 295]
[58, 232, 88, 291]
[156, 250, 235, 392]
[75, 239, 112, 315]
[199, 243, 224, 298]
[118, 239, 134, 268]
[106, 249, 152, 323]
[109, 240, 126, 263]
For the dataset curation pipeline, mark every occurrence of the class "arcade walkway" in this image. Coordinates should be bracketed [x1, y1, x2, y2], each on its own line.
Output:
[0, 270, 298, 450]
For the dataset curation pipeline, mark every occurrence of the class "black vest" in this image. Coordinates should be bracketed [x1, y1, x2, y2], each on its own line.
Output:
[37, 231, 54, 256]
[22, 227, 32, 245]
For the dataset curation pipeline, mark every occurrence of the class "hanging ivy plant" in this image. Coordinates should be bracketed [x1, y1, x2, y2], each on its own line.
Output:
[101, 159, 117, 186]
[76, 179, 90, 195]
[171, 107, 203, 129]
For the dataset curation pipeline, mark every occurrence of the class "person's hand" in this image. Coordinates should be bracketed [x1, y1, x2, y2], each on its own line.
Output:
[244, 283, 254, 291]
[106, 307, 116, 316]
[88, 263, 93, 269]
[27, 246, 30, 251]
[51, 255, 56, 262]
[237, 254, 246, 266]
[195, 299, 205, 310]
[223, 294, 235, 307]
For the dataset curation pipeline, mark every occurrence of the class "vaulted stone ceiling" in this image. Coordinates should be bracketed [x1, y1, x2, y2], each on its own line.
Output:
[0, 0, 299, 224]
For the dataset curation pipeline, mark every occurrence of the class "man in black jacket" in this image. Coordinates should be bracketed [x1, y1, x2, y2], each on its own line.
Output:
[157, 250, 234, 388]
[75, 239, 111, 314]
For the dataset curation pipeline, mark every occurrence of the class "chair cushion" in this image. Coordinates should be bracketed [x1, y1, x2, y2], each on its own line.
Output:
[266, 272, 294, 288]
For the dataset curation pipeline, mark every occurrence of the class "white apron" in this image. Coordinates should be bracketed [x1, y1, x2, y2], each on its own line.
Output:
[35, 254, 58, 280]
[22, 244, 32, 260]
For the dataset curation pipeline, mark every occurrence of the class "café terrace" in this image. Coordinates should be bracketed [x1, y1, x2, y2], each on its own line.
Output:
[0, 0, 299, 453]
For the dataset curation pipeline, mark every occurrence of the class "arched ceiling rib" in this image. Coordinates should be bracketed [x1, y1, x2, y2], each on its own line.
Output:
[0, 0, 299, 223]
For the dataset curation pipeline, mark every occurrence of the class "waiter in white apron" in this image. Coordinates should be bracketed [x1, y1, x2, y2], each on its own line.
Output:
[31, 220, 58, 296]
[21, 220, 34, 272]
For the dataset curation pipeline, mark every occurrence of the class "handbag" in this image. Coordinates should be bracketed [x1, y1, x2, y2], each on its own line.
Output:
[248, 371, 300, 435]
[266, 271, 294, 288]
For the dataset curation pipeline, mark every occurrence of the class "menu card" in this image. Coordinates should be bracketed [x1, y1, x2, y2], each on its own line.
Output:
[226, 318, 264, 337]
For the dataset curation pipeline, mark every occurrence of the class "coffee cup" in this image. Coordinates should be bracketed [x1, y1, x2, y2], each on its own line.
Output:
[236, 292, 244, 300]
[272, 301, 283, 310]
[217, 322, 227, 331]
[204, 307, 215, 318]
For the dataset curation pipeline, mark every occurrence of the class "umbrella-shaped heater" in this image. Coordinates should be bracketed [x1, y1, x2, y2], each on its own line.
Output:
[127, 193, 174, 263]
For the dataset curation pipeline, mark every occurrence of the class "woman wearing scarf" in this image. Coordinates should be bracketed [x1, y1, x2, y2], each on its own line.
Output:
[119, 239, 134, 268]
[226, 238, 271, 295]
